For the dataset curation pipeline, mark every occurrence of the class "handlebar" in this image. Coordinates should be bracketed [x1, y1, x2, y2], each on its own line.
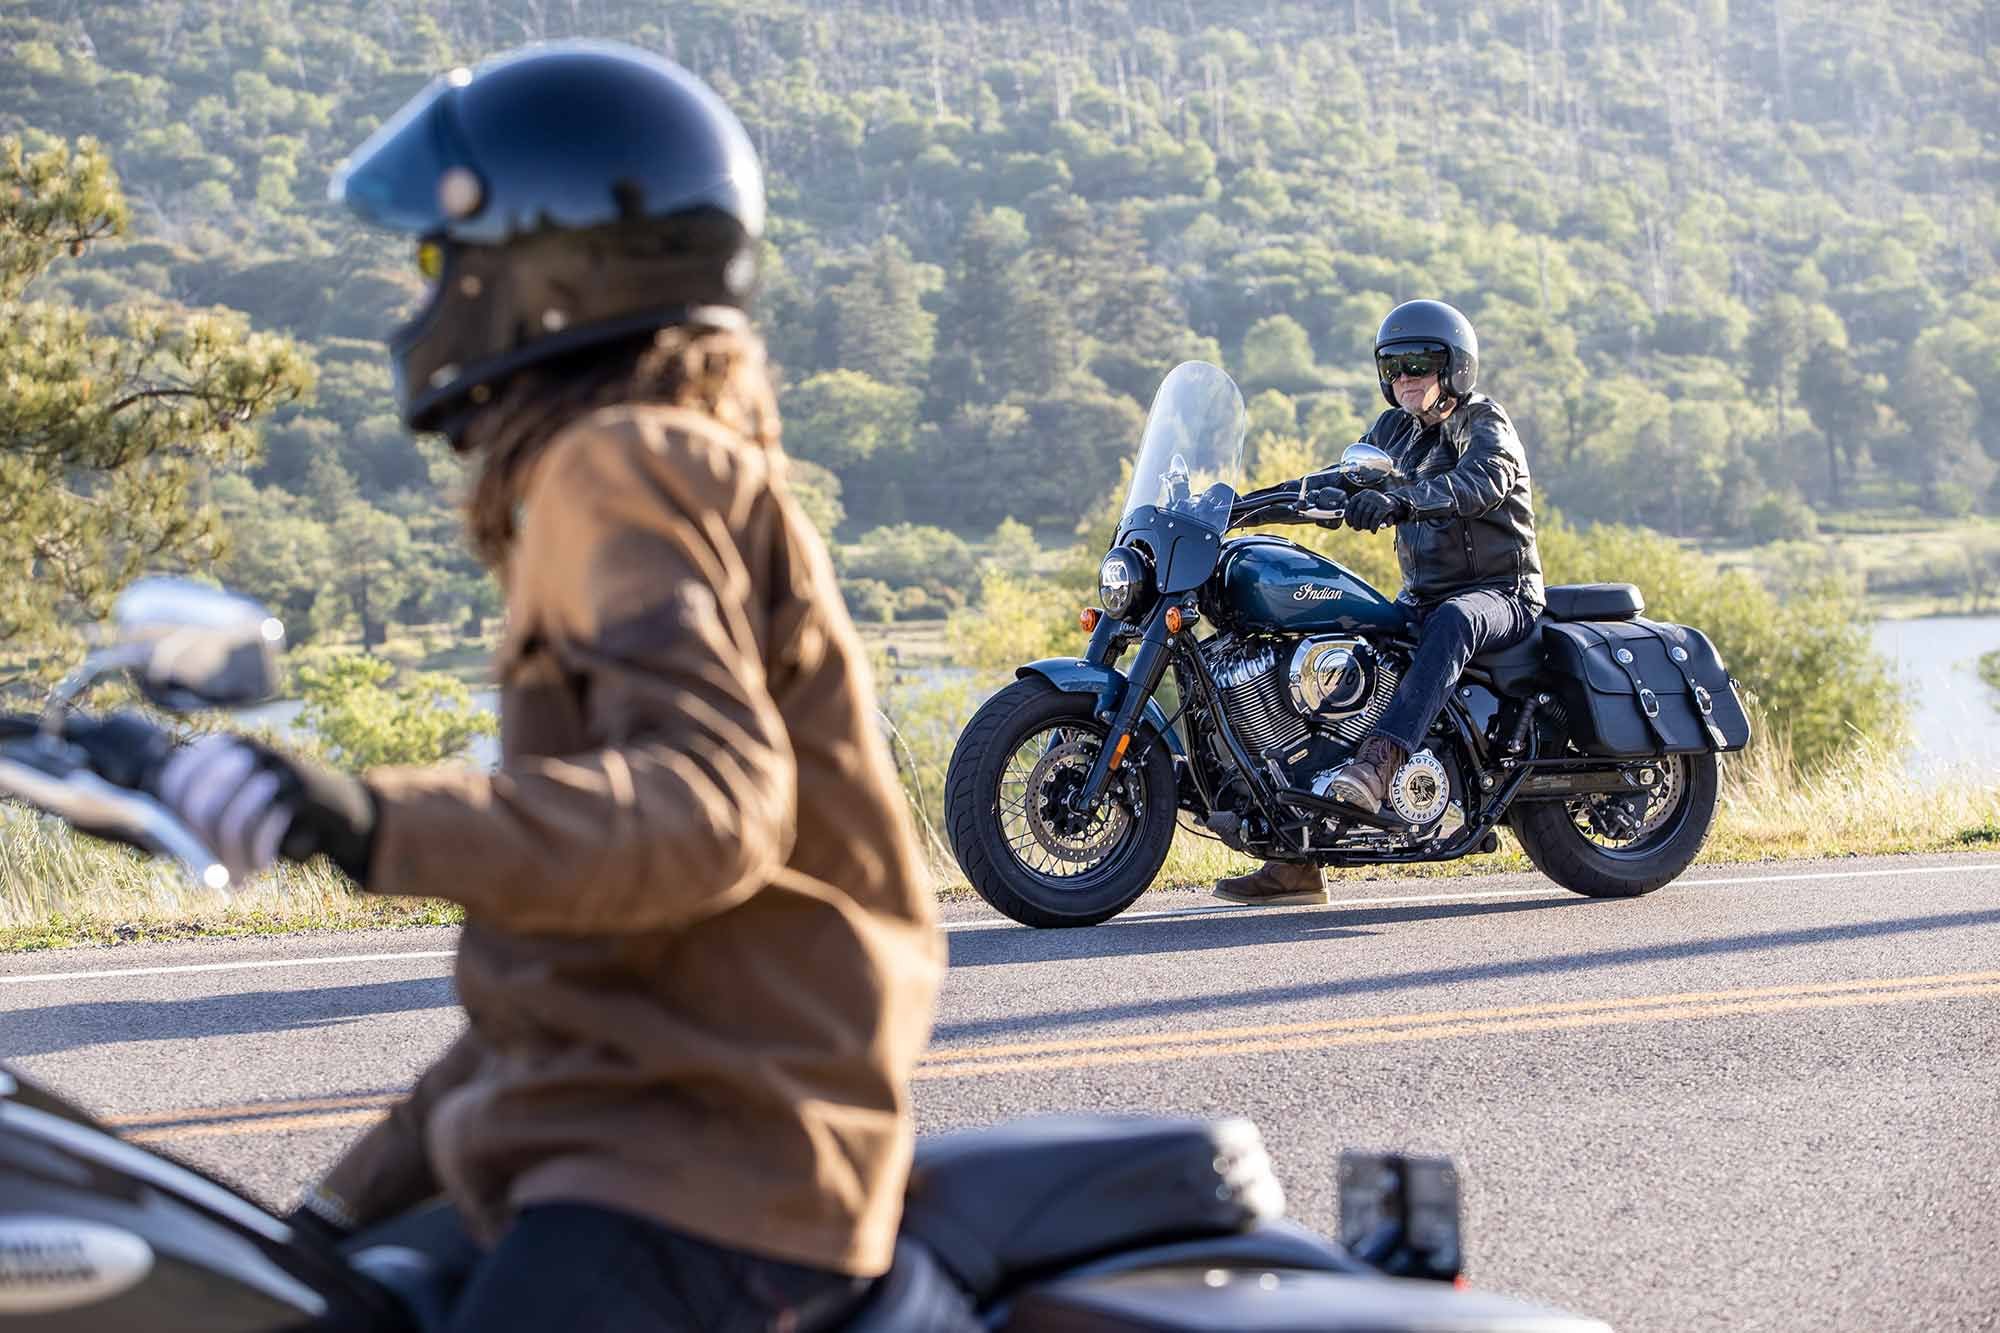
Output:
[1228, 476, 1352, 530]
[0, 714, 231, 893]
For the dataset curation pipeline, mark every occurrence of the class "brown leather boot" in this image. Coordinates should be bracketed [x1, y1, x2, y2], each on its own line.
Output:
[1213, 859, 1328, 906]
[1327, 735, 1410, 814]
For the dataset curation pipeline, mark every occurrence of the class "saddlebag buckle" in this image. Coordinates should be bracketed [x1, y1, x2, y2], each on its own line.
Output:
[1638, 687, 1660, 719]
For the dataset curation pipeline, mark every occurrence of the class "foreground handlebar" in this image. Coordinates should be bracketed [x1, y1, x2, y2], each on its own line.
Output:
[0, 726, 232, 893]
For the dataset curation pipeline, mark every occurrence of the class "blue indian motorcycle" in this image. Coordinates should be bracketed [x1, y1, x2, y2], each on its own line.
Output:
[943, 362, 1751, 928]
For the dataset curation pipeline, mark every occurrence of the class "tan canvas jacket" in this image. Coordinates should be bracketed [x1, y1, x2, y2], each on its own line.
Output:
[306, 403, 943, 1277]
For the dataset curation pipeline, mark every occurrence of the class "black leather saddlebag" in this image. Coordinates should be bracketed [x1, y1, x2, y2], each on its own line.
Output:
[1540, 618, 1750, 758]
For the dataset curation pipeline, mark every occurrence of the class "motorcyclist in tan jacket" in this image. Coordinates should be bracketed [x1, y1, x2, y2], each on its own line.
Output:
[123, 41, 944, 1331]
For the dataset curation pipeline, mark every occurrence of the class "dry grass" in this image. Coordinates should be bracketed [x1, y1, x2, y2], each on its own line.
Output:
[0, 808, 458, 950]
[7, 716, 1995, 951]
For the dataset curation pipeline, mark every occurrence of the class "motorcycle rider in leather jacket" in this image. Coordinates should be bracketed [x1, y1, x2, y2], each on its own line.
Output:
[1215, 300, 1545, 906]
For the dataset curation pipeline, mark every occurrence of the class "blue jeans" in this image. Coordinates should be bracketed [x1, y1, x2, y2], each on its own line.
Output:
[1374, 589, 1539, 755]
[355, 1201, 874, 1332]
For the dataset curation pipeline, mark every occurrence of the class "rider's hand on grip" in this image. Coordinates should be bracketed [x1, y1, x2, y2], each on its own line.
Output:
[1343, 490, 1408, 533]
[152, 735, 378, 886]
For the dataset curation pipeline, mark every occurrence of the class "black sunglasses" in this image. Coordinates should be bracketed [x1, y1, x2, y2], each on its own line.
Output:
[1376, 348, 1448, 381]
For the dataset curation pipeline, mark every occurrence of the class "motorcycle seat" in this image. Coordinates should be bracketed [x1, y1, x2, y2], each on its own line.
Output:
[1542, 583, 1643, 621]
[898, 1114, 1284, 1302]
[1469, 620, 1548, 695]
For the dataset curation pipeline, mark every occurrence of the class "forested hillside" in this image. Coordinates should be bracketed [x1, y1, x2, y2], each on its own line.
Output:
[3, 0, 1997, 652]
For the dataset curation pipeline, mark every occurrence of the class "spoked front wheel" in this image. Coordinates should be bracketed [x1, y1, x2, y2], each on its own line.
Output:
[943, 678, 1179, 927]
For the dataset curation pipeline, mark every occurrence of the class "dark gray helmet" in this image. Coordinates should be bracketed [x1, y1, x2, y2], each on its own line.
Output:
[1373, 299, 1478, 409]
[329, 40, 765, 436]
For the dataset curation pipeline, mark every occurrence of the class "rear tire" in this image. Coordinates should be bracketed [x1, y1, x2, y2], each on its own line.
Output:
[1508, 752, 1718, 898]
[943, 678, 1179, 927]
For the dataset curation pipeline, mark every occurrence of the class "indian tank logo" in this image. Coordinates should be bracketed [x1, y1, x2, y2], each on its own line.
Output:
[0, 1218, 153, 1313]
[1292, 584, 1344, 602]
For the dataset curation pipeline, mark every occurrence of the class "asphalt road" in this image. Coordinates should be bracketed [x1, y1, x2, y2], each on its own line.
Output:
[4, 852, 1998, 1332]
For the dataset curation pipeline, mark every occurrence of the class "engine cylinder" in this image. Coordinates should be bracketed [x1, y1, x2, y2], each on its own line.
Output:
[1208, 639, 1312, 760]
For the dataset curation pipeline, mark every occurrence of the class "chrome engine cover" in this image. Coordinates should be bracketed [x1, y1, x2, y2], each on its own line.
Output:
[1288, 636, 1400, 745]
[1288, 637, 1370, 716]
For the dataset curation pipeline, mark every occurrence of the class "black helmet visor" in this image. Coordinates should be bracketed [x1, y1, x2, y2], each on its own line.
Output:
[329, 44, 766, 246]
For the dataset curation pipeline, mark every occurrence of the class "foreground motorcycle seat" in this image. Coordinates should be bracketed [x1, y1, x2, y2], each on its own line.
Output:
[1542, 583, 1643, 621]
[899, 1114, 1284, 1301]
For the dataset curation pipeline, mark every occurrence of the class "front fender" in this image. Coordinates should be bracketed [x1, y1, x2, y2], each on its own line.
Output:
[1016, 658, 1186, 757]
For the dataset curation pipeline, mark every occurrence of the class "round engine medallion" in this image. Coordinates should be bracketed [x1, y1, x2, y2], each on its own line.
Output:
[1388, 750, 1451, 826]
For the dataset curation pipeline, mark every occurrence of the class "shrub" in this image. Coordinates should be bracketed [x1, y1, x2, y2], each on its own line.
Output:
[1747, 493, 1820, 543]
[842, 578, 898, 624]
[293, 653, 495, 768]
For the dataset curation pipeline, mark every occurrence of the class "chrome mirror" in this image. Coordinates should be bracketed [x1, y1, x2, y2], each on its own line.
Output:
[110, 578, 285, 711]
[1337, 442, 1400, 486]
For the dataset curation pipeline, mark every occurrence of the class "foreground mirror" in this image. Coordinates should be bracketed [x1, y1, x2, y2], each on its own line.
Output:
[1337, 442, 1400, 486]
[112, 578, 285, 710]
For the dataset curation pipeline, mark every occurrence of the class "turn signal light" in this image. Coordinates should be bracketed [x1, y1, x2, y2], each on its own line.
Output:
[1164, 606, 1192, 634]
[1079, 607, 1102, 632]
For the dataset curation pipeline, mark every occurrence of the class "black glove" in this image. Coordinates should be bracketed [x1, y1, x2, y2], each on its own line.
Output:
[64, 712, 177, 791]
[150, 733, 378, 886]
[8, 712, 179, 856]
[1344, 490, 1409, 533]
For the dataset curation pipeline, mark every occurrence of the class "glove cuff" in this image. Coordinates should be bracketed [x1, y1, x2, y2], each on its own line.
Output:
[265, 749, 378, 886]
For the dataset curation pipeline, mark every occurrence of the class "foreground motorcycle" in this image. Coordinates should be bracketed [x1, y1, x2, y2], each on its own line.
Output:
[0, 579, 1609, 1330]
[945, 361, 1750, 927]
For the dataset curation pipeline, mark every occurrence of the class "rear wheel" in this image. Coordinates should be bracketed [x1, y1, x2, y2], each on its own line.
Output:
[943, 678, 1179, 927]
[1508, 752, 1718, 898]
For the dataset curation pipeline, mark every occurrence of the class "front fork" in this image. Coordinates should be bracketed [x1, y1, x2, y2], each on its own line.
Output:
[1073, 607, 1174, 814]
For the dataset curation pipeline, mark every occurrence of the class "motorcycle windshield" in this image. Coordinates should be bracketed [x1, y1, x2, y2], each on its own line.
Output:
[1120, 361, 1247, 536]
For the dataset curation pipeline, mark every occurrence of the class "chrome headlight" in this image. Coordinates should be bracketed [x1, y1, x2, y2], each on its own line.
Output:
[1098, 546, 1148, 620]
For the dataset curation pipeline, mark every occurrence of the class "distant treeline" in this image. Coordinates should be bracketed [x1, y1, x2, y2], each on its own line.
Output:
[2, 0, 1996, 652]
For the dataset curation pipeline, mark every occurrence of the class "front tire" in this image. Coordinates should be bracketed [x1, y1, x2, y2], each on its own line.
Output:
[943, 678, 1179, 927]
[1509, 752, 1719, 898]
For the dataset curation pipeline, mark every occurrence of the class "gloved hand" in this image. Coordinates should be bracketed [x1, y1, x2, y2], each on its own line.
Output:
[1344, 490, 1409, 533]
[64, 712, 178, 792]
[20, 712, 180, 856]
[151, 734, 377, 885]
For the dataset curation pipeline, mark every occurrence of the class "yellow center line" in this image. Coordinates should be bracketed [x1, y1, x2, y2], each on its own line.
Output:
[105, 970, 2000, 1141]
[915, 969, 2000, 1066]
[916, 980, 2000, 1080]
[107, 1092, 402, 1128]
[130, 1108, 393, 1144]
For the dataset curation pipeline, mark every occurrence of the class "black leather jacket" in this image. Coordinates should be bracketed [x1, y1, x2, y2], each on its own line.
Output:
[1363, 393, 1545, 611]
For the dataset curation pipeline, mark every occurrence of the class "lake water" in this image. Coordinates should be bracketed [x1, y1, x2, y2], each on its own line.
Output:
[1870, 616, 2000, 775]
[236, 619, 2000, 780]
